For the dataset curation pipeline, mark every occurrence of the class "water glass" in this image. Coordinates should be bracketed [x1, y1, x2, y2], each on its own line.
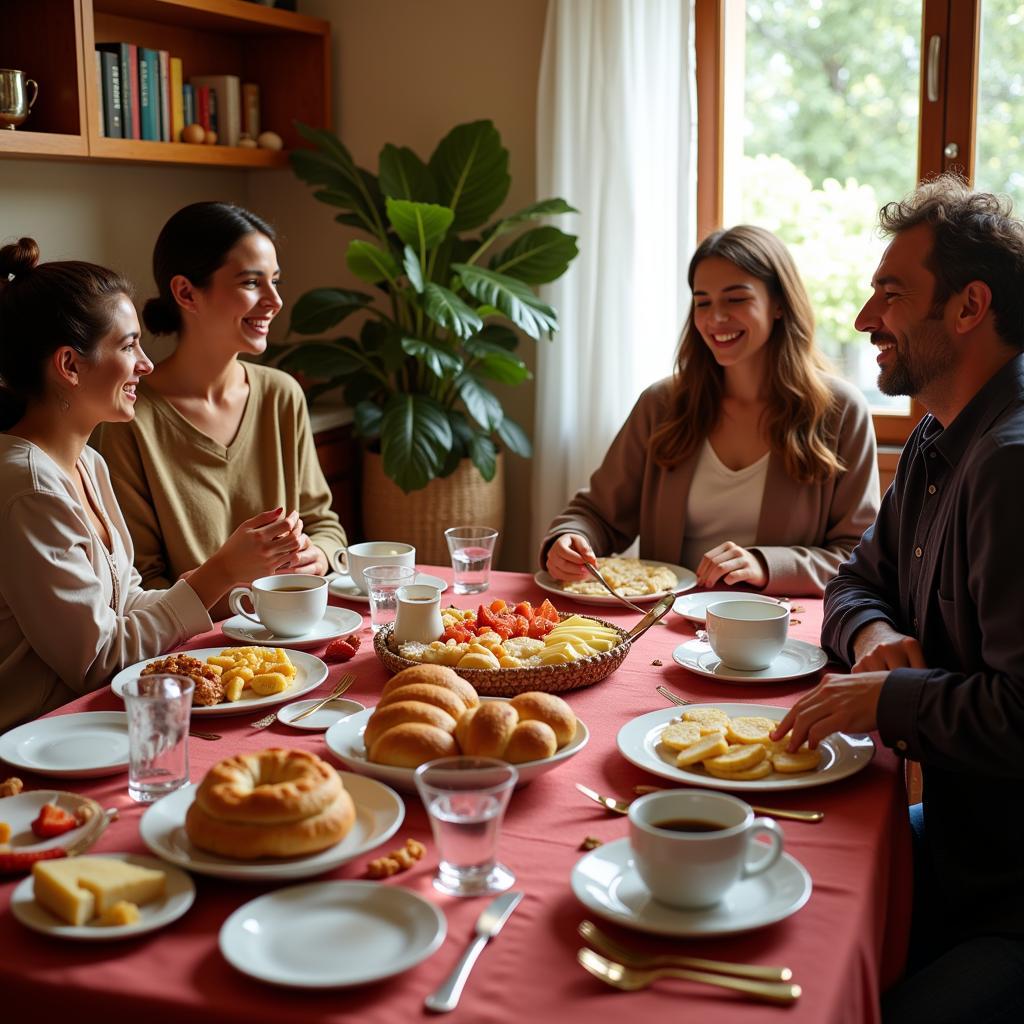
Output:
[444, 526, 499, 595]
[414, 756, 518, 897]
[365, 564, 417, 633]
[123, 673, 194, 803]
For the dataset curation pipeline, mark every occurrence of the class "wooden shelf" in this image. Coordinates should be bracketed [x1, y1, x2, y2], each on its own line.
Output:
[0, 0, 329, 169]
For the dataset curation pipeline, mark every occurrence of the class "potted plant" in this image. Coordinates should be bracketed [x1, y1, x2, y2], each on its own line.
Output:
[277, 120, 578, 559]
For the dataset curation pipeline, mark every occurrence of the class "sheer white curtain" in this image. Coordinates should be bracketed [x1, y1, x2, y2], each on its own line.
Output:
[532, 0, 695, 559]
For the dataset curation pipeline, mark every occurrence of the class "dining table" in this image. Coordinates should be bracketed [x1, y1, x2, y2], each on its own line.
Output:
[0, 567, 911, 1023]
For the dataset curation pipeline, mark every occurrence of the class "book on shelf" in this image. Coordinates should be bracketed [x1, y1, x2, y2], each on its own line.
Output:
[158, 51, 171, 142]
[242, 82, 261, 139]
[195, 85, 211, 132]
[96, 43, 135, 139]
[183, 84, 195, 130]
[98, 50, 121, 138]
[138, 48, 161, 141]
[190, 74, 241, 146]
[170, 58, 184, 141]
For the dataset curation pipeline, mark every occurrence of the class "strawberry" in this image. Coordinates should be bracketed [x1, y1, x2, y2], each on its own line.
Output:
[324, 634, 361, 661]
[0, 846, 68, 874]
[31, 802, 79, 839]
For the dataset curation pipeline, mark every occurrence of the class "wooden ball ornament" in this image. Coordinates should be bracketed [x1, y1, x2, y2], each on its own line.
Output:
[238, 137, 257, 149]
[204, 129, 218, 145]
[257, 130, 283, 151]
[181, 123, 205, 144]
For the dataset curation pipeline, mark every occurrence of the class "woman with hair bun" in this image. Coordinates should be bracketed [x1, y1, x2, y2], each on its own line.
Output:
[542, 225, 880, 597]
[99, 202, 345, 616]
[0, 240, 303, 731]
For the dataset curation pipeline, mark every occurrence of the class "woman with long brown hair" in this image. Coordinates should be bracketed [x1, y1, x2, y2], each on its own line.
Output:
[542, 225, 879, 596]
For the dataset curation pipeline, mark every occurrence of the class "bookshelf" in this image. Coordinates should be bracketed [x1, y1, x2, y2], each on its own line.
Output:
[0, 0, 330, 168]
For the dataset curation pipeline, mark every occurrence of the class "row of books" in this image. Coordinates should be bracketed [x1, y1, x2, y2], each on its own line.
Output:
[94, 43, 261, 145]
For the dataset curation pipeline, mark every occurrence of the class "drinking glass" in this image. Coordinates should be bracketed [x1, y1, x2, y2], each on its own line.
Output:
[414, 756, 518, 896]
[123, 673, 194, 803]
[364, 564, 417, 633]
[444, 526, 499, 595]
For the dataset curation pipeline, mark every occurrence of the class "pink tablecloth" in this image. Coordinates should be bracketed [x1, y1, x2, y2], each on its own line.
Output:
[1, 569, 911, 1023]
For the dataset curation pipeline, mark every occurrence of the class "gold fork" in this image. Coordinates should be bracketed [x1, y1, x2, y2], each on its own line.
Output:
[289, 673, 357, 723]
[655, 684, 692, 706]
[578, 920, 792, 982]
[578, 948, 801, 1004]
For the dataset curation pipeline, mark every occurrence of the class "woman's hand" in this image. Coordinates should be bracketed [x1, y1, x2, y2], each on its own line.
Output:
[546, 533, 597, 580]
[695, 541, 768, 589]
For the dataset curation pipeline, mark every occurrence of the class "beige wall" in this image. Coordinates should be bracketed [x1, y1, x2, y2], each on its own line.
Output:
[0, 0, 549, 569]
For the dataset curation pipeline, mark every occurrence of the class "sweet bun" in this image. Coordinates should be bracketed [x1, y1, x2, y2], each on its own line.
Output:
[368, 722, 458, 768]
[457, 694, 569, 764]
[380, 664, 480, 710]
[503, 719, 558, 763]
[456, 703, 519, 758]
[363, 700, 457, 751]
[375, 682, 468, 720]
[510, 692, 576, 747]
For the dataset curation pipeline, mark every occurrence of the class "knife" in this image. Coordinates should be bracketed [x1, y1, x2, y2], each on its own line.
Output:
[625, 593, 676, 642]
[424, 890, 524, 1013]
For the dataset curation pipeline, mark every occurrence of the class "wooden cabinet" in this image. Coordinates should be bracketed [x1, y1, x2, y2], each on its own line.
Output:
[314, 424, 362, 543]
[0, 0, 329, 168]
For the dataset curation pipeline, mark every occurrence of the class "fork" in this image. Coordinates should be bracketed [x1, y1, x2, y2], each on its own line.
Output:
[250, 673, 356, 728]
[577, 948, 801, 1004]
[655, 684, 692, 706]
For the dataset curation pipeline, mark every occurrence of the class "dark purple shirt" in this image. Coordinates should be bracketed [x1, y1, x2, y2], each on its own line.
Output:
[822, 353, 1024, 938]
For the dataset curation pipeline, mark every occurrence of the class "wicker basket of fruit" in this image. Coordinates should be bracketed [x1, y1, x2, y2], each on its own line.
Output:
[373, 599, 632, 696]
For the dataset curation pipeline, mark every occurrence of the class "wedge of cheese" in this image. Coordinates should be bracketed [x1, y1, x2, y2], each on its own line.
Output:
[33, 856, 166, 926]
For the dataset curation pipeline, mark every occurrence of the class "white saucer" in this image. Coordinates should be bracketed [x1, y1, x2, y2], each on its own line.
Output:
[220, 880, 446, 988]
[276, 697, 365, 732]
[672, 638, 828, 683]
[328, 572, 447, 604]
[139, 772, 403, 880]
[11, 853, 195, 940]
[220, 606, 363, 648]
[672, 591, 787, 625]
[0, 712, 130, 778]
[572, 837, 811, 937]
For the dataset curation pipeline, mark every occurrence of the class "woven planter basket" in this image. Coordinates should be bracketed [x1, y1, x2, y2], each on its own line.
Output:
[360, 451, 505, 565]
[373, 613, 632, 696]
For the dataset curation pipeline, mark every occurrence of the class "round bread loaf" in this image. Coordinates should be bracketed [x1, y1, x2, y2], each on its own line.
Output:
[510, 692, 577, 747]
[503, 719, 558, 763]
[456, 702, 518, 758]
[368, 722, 458, 768]
[375, 682, 468, 720]
[380, 664, 480, 710]
[363, 700, 457, 751]
[185, 748, 355, 859]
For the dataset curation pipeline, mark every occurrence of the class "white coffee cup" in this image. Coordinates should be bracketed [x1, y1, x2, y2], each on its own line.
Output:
[704, 599, 789, 671]
[228, 574, 328, 637]
[332, 541, 415, 594]
[628, 790, 784, 909]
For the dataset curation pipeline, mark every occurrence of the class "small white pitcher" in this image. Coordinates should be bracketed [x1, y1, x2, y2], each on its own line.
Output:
[393, 583, 444, 643]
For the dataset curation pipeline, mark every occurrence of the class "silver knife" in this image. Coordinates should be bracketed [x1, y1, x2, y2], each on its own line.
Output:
[424, 891, 523, 1013]
[625, 593, 676, 641]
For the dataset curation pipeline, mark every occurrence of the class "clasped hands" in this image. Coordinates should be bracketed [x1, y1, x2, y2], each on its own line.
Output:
[773, 620, 927, 750]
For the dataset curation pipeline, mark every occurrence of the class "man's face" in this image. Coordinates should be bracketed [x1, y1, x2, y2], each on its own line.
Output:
[854, 223, 956, 397]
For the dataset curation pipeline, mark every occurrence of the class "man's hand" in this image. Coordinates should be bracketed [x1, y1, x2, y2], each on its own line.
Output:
[851, 620, 926, 672]
[695, 541, 768, 589]
[771, 671, 888, 750]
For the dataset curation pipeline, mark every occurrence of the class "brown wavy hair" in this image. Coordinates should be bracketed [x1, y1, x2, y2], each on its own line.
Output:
[650, 225, 842, 483]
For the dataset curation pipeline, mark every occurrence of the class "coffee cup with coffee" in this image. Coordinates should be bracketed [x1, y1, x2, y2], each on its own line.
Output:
[628, 789, 783, 909]
[703, 599, 789, 671]
[228, 574, 328, 637]
[331, 542, 415, 594]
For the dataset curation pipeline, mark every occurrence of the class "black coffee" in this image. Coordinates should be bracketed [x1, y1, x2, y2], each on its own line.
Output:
[652, 818, 725, 834]
[272, 586, 315, 592]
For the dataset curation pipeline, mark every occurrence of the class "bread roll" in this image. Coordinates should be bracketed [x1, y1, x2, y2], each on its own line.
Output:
[503, 719, 557, 763]
[375, 682, 468, 720]
[380, 664, 480, 709]
[368, 722, 458, 768]
[457, 703, 518, 758]
[363, 700, 457, 751]
[510, 692, 576, 747]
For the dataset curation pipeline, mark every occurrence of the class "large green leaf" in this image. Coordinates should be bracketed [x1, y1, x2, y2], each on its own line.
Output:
[497, 416, 533, 458]
[423, 283, 483, 339]
[463, 338, 531, 385]
[452, 263, 559, 339]
[354, 399, 383, 438]
[484, 198, 578, 240]
[456, 373, 504, 430]
[278, 341, 362, 380]
[475, 324, 520, 350]
[428, 121, 510, 231]
[379, 144, 438, 202]
[344, 371, 385, 410]
[380, 394, 453, 492]
[401, 337, 463, 379]
[346, 240, 401, 284]
[469, 433, 498, 481]
[385, 198, 454, 253]
[489, 227, 579, 284]
[288, 287, 373, 336]
[403, 245, 424, 293]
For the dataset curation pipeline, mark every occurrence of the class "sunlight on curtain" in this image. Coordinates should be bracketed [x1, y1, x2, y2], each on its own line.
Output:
[532, 0, 695, 559]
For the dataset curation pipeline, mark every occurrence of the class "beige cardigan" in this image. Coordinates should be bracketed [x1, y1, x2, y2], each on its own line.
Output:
[0, 437, 211, 732]
[541, 376, 880, 596]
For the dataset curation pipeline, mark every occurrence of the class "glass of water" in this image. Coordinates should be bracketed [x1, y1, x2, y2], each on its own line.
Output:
[364, 564, 417, 633]
[414, 756, 518, 897]
[123, 673, 194, 803]
[444, 526, 499, 595]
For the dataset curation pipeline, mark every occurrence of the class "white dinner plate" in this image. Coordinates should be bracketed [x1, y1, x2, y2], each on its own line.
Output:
[109, 648, 329, 717]
[672, 591, 787, 625]
[139, 771, 403, 880]
[220, 606, 363, 648]
[276, 697, 366, 732]
[672, 638, 828, 684]
[534, 561, 696, 606]
[328, 572, 448, 604]
[0, 712, 130, 778]
[0, 790, 107, 855]
[571, 837, 811, 937]
[220, 880, 446, 988]
[617, 704, 875, 792]
[324, 696, 590, 793]
[11, 853, 195, 941]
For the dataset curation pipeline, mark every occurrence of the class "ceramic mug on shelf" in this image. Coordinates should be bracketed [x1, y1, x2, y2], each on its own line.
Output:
[0, 69, 39, 130]
[702, 599, 790, 671]
[228, 573, 327, 637]
[331, 541, 415, 594]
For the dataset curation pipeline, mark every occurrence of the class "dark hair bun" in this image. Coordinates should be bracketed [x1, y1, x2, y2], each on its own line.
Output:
[142, 295, 181, 335]
[0, 237, 41, 280]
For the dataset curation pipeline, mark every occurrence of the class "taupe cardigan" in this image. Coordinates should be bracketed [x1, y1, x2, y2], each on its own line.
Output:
[541, 376, 880, 596]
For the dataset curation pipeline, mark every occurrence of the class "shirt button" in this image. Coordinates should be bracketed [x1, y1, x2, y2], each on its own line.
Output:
[896, 740, 908, 752]
[928, 484, 937, 495]
[915, 547, 923, 558]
